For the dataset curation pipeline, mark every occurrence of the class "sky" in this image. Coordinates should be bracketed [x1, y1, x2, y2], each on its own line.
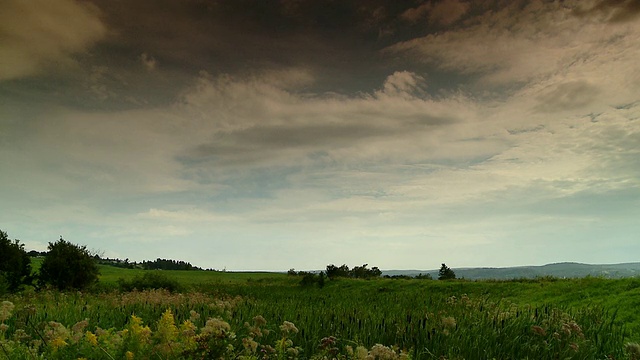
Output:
[1, 0, 639, 271]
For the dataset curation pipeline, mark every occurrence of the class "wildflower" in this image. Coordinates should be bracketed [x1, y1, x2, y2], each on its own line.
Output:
[156, 309, 178, 343]
[287, 347, 299, 357]
[369, 344, 397, 360]
[13, 329, 31, 342]
[72, 319, 89, 334]
[320, 336, 337, 349]
[242, 337, 258, 353]
[202, 317, 231, 337]
[85, 331, 98, 346]
[71, 319, 89, 343]
[354, 346, 369, 360]
[253, 315, 267, 327]
[441, 317, 456, 329]
[181, 319, 197, 338]
[626, 342, 640, 360]
[568, 321, 584, 338]
[0, 301, 14, 322]
[189, 310, 200, 323]
[280, 321, 298, 334]
[128, 314, 151, 343]
[50, 337, 68, 351]
[531, 325, 547, 337]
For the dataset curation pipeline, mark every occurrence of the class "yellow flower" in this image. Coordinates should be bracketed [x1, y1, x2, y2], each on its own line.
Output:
[130, 315, 143, 334]
[156, 309, 178, 343]
[85, 331, 98, 346]
[128, 314, 152, 344]
[51, 337, 68, 350]
[181, 319, 197, 338]
[125, 351, 135, 360]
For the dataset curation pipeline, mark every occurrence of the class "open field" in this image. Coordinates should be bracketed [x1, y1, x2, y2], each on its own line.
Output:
[2, 265, 640, 359]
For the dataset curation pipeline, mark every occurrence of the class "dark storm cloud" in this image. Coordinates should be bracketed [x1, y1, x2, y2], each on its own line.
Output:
[83, 0, 479, 95]
[89, 0, 410, 69]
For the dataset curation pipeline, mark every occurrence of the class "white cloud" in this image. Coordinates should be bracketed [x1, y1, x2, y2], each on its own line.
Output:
[386, 1, 640, 88]
[0, 0, 106, 80]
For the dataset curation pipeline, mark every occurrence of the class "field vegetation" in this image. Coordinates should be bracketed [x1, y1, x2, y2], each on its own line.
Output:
[1, 231, 640, 359]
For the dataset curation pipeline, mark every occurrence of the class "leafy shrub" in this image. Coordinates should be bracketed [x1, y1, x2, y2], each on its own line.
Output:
[0, 230, 32, 292]
[297, 271, 326, 288]
[38, 237, 99, 290]
[117, 271, 182, 292]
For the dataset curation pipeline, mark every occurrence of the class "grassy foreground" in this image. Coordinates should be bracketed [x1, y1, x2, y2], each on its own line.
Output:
[2, 265, 640, 359]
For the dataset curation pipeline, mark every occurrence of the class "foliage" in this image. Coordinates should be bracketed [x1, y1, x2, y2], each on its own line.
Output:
[0, 230, 32, 293]
[326, 264, 382, 279]
[438, 263, 456, 280]
[141, 258, 201, 270]
[298, 271, 326, 288]
[325, 264, 350, 279]
[0, 281, 630, 359]
[117, 272, 182, 292]
[38, 237, 100, 290]
[415, 273, 433, 280]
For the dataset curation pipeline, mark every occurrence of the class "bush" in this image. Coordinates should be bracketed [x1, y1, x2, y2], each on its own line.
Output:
[38, 237, 100, 290]
[117, 272, 181, 292]
[298, 271, 326, 288]
[0, 230, 32, 292]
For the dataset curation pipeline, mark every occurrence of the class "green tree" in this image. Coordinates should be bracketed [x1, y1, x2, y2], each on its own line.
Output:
[0, 230, 32, 292]
[38, 237, 100, 290]
[326, 264, 350, 279]
[438, 263, 456, 280]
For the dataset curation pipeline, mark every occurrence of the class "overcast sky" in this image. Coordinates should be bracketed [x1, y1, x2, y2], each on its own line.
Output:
[1, 0, 639, 271]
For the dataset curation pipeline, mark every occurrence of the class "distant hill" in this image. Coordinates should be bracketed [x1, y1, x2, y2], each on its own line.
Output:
[382, 262, 640, 280]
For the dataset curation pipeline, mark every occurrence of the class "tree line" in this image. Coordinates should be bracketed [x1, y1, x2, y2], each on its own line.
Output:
[2, 228, 458, 293]
[0, 230, 204, 293]
[288, 263, 456, 287]
[95, 257, 202, 270]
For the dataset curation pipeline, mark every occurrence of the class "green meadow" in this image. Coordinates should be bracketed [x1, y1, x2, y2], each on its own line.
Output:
[2, 263, 640, 359]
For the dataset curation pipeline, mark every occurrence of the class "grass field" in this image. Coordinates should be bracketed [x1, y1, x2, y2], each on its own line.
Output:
[3, 262, 640, 359]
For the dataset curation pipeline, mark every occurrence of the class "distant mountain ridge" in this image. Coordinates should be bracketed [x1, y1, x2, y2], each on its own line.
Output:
[382, 262, 640, 280]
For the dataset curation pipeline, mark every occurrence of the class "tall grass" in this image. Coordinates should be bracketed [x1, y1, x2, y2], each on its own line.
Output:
[1, 276, 635, 359]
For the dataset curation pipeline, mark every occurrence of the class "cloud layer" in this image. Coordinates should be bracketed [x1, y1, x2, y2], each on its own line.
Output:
[1, 0, 639, 270]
